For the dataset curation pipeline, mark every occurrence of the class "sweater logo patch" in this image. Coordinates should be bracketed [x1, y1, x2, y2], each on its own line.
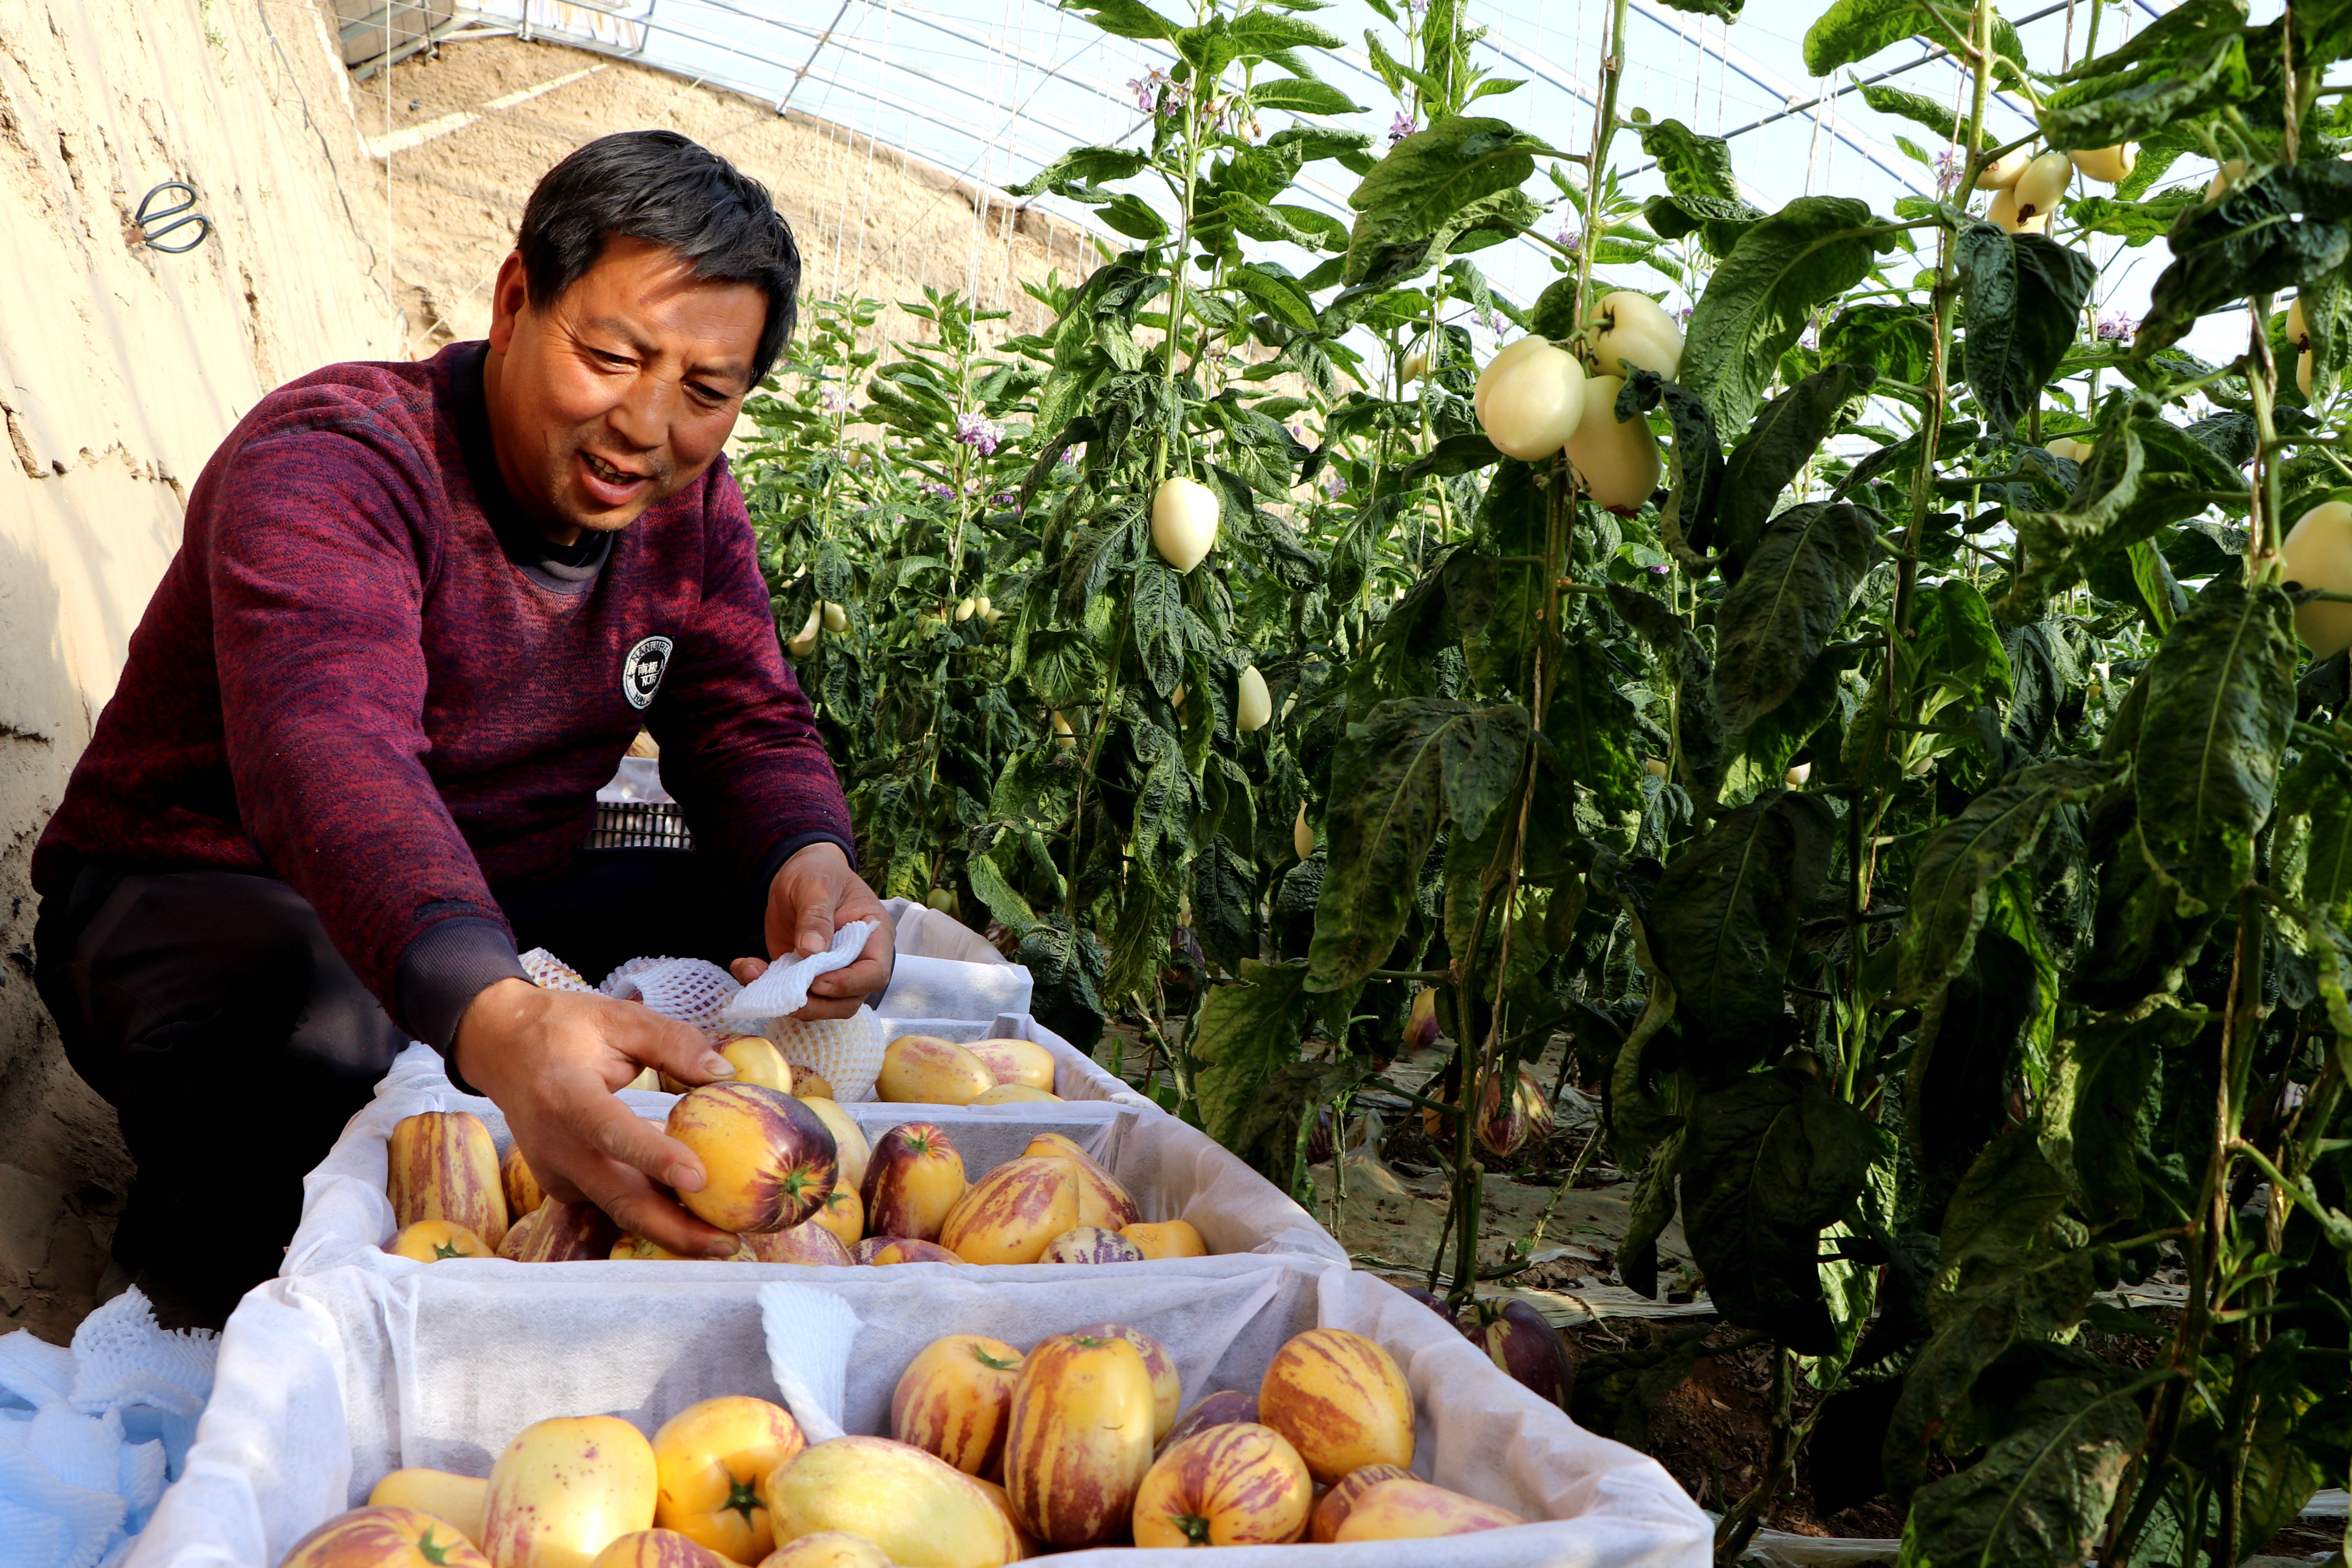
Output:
[621, 636, 674, 710]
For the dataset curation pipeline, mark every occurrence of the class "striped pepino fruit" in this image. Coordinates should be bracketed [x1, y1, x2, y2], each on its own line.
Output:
[1257, 1328, 1415, 1483]
[1130, 1422, 1312, 1547]
[938, 1156, 1079, 1265]
[280, 1506, 494, 1568]
[759, 1437, 1018, 1568]
[480, 1416, 657, 1568]
[1309, 1463, 1414, 1541]
[1018, 1134, 1139, 1230]
[388, 1111, 509, 1251]
[1069, 1322, 1179, 1443]
[891, 1334, 1024, 1478]
[499, 1200, 622, 1263]
[1002, 1331, 1155, 1548]
[1332, 1477, 1523, 1541]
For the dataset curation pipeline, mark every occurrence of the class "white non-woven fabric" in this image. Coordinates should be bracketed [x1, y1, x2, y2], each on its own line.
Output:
[282, 1015, 1346, 1281]
[722, 921, 879, 1024]
[130, 1261, 1709, 1568]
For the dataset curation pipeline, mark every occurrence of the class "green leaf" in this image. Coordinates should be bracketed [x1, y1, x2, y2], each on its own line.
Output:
[1545, 631, 1645, 815]
[1717, 364, 1877, 569]
[1060, 0, 1182, 38]
[1306, 699, 1529, 991]
[1343, 116, 1551, 284]
[1897, 1374, 2143, 1568]
[1006, 143, 1153, 198]
[1222, 263, 1320, 332]
[1615, 370, 1724, 559]
[1105, 876, 1178, 1002]
[2062, 190, 2200, 247]
[1805, 0, 2023, 80]
[1191, 960, 1311, 1148]
[2136, 577, 2299, 918]
[1680, 1067, 1887, 1353]
[1857, 81, 1995, 150]
[1190, 836, 1259, 976]
[2038, 0, 2251, 152]
[1648, 791, 1839, 1060]
[2140, 162, 2352, 355]
[967, 851, 1037, 935]
[1018, 916, 1110, 1052]
[1823, 303, 1935, 384]
[1681, 197, 1882, 436]
[2281, 737, 2352, 923]
[1247, 77, 1365, 115]
[2063, 1006, 2197, 1229]
[1713, 501, 1883, 735]
[1131, 561, 1188, 698]
[1906, 578, 2014, 717]
[1895, 759, 2119, 1004]
[1638, 117, 1740, 204]
[1954, 227, 2097, 440]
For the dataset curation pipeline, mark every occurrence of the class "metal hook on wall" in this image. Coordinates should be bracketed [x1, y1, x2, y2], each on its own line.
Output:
[135, 180, 212, 254]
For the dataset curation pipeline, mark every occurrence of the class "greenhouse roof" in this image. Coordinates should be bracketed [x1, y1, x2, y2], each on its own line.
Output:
[461, 0, 2255, 362]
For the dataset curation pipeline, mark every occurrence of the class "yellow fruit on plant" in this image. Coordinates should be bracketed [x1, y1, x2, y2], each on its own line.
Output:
[387, 1220, 490, 1264]
[1476, 339, 1587, 460]
[1235, 666, 1272, 732]
[1986, 185, 2045, 235]
[1257, 1328, 1415, 1484]
[2290, 297, 2310, 351]
[821, 602, 848, 634]
[652, 1396, 806, 1563]
[938, 1156, 1081, 1265]
[388, 1111, 509, 1251]
[796, 1097, 869, 1195]
[1151, 476, 1220, 572]
[925, 887, 960, 919]
[1564, 375, 1662, 515]
[1583, 290, 1683, 380]
[2071, 143, 2135, 183]
[1131, 1423, 1312, 1548]
[1119, 1219, 1208, 1260]
[482, 1416, 659, 1568]
[1293, 802, 1314, 860]
[971, 1083, 1060, 1105]
[1471, 335, 1548, 427]
[2013, 150, 2073, 221]
[665, 1084, 839, 1234]
[967, 1037, 1055, 1091]
[1051, 711, 1075, 751]
[2283, 500, 2352, 657]
[1400, 349, 1430, 384]
[2301, 349, 2316, 400]
[754, 1533, 891, 1568]
[1785, 762, 1812, 789]
[2208, 157, 2248, 199]
[892, 1334, 1025, 1478]
[589, 1532, 730, 1568]
[1975, 146, 2029, 189]
[974, 595, 994, 623]
[281, 1507, 494, 1568]
[955, 597, 977, 623]
[760, 1437, 1018, 1568]
[370, 1470, 490, 1545]
[788, 607, 821, 659]
[1003, 1332, 1156, 1548]
[2046, 436, 2091, 463]
[878, 1037, 996, 1105]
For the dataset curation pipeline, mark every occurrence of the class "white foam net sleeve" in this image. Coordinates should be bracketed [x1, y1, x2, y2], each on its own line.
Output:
[600, 956, 743, 1041]
[761, 1008, 887, 1102]
[517, 948, 594, 993]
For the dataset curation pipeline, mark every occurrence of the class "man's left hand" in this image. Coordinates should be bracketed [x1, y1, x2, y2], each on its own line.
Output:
[732, 841, 893, 1016]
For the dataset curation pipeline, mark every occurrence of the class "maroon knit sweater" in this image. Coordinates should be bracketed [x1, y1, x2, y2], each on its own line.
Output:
[34, 342, 851, 1044]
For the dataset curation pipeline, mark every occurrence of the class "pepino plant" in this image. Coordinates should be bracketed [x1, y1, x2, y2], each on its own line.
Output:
[735, 0, 2352, 1557]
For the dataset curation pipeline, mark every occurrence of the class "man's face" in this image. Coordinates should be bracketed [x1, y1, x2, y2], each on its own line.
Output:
[483, 235, 766, 542]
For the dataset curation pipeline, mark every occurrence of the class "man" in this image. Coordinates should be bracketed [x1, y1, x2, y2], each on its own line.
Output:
[32, 130, 890, 1318]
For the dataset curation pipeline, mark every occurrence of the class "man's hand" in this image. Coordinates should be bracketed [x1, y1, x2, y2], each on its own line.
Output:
[453, 979, 740, 1257]
[733, 841, 894, 1016]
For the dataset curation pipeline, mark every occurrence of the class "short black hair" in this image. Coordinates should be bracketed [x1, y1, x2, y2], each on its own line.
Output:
[516, 129, 799, 384]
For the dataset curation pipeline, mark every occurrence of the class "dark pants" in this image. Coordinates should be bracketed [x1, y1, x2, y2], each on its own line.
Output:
[33, 850, 765, 1320]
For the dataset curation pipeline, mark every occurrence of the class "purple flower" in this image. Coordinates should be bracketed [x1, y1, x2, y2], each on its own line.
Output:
[1059, 445, 1082, 466]
[954, 410, 1005, 456]
[918, 480, 956, 499]
[1128, 68, 1186, 117]
[1799, 314, 1822, 351]
[1319, 469, 1346, 498]
[2095, 311, 2138, 343]
[1389, 111, 1418, 143]
[1934, 148, 1964, 197]
[1674, 305, 1693, 325]
[1649, 562, 1669, 575]
[818, 386, 852, 414]
[990, 489, 1020, 509]
[1555, 224, 1581, 254]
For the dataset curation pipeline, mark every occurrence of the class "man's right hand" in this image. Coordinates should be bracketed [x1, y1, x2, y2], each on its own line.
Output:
[453, 978, 740, 1257]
